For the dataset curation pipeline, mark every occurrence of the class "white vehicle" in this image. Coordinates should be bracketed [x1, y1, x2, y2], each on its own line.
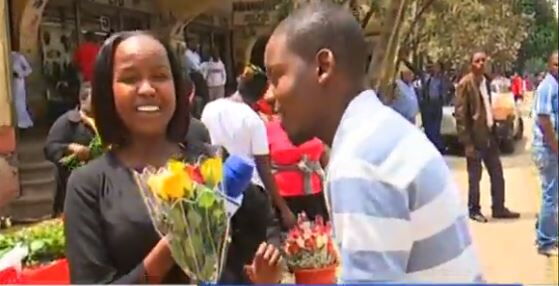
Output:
[441, 77, 523, 154]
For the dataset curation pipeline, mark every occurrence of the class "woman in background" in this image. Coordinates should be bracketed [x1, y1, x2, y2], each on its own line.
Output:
[11, 51, 34, 129]
[44, 82, 95, 217]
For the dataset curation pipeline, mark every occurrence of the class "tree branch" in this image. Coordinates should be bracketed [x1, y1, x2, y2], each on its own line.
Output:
[401, 0, 436, 47]
[361, 0, 376, 28]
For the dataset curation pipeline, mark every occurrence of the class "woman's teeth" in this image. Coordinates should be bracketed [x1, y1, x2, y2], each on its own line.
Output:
[137, 105, 160, 112]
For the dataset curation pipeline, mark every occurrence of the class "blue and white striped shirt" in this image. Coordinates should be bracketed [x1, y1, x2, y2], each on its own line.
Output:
[532, 73, 559, 151]
[326, 90, 482, 283]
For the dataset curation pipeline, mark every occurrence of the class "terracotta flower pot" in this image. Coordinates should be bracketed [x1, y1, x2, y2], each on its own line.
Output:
[293, 265, 337, 284]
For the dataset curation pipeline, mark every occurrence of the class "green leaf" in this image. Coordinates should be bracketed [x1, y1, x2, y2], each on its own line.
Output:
[187, 208, 202, 227]
[198, 190, 216, 209]
[30, 240, 45, 252]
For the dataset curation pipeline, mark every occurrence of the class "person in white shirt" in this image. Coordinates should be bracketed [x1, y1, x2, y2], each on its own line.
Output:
[201, 64, 296, 229]
[201, 49, 227, 102]
[184, 39, 201, 74]
[11, 51, 34, 129]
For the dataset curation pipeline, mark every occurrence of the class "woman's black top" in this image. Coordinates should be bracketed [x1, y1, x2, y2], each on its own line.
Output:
[64, 144, 281, 284]
[44, 109, 95, 214]
[64, 151, 190, 283]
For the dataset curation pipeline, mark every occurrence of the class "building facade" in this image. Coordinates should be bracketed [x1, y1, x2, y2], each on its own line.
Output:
[0, 0, 228, 220]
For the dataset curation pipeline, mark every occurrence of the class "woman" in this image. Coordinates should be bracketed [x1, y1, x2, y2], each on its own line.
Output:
[44, 82, 96, 217]
[11, 51, 34, 129]
[200, 48, 227, 102]
[64, 31, 281, 284]
[250, 36, 330, 222]
[260, 94, 330, 222]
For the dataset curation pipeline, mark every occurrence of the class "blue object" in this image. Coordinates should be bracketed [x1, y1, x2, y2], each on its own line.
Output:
[223, 155, 254, 198]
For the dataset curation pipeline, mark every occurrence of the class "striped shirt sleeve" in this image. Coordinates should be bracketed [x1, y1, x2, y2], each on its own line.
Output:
[535, 81, 554, 116]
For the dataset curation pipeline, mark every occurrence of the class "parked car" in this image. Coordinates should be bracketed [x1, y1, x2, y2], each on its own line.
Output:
[441, 78, 523, 154]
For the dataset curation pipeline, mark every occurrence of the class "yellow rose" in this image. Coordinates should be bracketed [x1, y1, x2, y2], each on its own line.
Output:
[147, 161, 194, 201]
[200, 157, 223, 188]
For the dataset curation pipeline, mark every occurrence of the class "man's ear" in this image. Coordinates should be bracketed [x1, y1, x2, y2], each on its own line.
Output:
[316, 49, 335, 84]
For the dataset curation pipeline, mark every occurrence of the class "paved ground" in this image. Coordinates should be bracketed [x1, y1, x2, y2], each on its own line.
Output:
[445, 98, 558, 285]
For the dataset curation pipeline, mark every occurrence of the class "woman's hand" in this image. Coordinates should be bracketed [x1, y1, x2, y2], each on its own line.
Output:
[143, 237, 174, 283]
[245, 243, 284, 284]
[68, 143, 90, 161]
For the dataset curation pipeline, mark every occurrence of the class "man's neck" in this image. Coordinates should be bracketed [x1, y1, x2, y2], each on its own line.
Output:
[318, 85, 366, 147]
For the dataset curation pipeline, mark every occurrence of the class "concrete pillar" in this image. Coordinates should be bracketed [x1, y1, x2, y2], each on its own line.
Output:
[0, 0, 20, 211]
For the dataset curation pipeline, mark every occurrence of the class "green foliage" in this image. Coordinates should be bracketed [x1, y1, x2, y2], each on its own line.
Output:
[0, 219, 65, 266]
[408, 0, 532, 69]
[59, 135, 104, 170]
[515, 0, 559, 71]
[524, 57, 547, 74]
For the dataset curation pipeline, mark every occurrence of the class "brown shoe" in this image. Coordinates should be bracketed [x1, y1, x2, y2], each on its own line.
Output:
[492, 208, 520, 219]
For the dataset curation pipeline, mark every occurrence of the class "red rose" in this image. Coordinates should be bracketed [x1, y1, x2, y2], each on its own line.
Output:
[185, 165, 204, 184]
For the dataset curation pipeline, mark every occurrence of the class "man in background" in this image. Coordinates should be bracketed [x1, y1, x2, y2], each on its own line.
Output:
[420, 62, 446, 152]
[456, 51, 520, 223]
[532, 51, 559, 257]
[390, 67, 420, 124]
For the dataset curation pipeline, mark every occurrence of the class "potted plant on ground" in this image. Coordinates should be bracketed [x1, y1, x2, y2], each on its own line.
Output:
[284, 214, 338, 284]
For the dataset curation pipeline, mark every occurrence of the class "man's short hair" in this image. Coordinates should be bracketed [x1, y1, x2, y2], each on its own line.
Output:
[273, 0, 367, 78]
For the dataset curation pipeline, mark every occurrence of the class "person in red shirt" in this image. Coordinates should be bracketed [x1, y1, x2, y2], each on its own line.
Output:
[73, 31, 100, 82]
[511, 72, 525, 102]
[254, 92, 329, 222]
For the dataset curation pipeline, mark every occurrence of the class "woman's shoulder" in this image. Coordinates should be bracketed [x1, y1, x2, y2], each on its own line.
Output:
[66, 154, 114, 196]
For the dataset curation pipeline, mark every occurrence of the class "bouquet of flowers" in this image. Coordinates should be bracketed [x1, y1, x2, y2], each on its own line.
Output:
[284, 214, 338, 284]
[59, 116, 104, 170]
[133, 154, 253, 283]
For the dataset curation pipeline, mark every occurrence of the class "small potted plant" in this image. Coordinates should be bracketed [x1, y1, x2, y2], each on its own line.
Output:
[284, 214, 338, 284]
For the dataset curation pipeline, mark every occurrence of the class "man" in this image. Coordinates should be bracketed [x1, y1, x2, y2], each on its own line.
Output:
[420, 62, 446, 152]
[532, 51, 558, 256]
[185, 38, 208, 117]
[455, 52, 520, 223]
[264, 1, 481, 282]
[390, 68, 420, 124]
[201, 66, 296, 229]
[184, 38, 202, 74]
[73, 31, 100, 82]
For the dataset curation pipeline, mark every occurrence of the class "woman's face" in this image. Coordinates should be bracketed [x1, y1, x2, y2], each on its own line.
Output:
[112, 35, 176, 139]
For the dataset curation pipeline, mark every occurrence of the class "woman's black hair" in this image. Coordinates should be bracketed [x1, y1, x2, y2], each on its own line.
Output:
[237, 35, 270, 104]
[238, 72, 268, 104]
[92, 30, 191, 147]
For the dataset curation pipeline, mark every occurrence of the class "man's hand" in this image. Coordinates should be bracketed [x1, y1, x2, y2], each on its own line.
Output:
[280, 207, 296, 229]
[68, 143, 90, 161]
[245, 243, 283, 284]
[465, 145, 477, 158]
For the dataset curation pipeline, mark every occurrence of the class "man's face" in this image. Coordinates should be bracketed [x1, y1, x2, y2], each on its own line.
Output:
[265, 34, 323, 145]
[402, 70, 414, 82]
[471, 52, 487, 74]
[80, 89, 92, 115]
[433, 63, 441, 74]
[550, 53, 558, 78]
